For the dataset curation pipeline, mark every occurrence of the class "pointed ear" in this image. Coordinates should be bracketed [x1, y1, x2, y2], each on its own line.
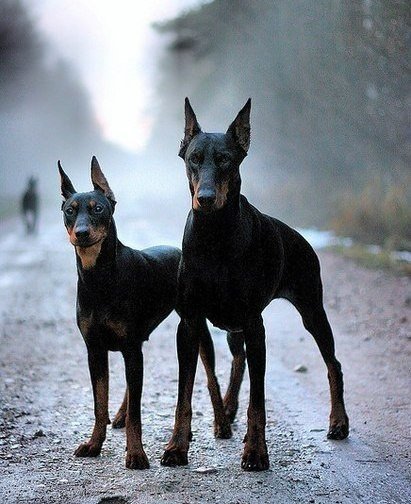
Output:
[226, 98, 251, 155]
[90, 156, 116, 205]
[58, 160, 76, 200]
[179, 97, 202, 158]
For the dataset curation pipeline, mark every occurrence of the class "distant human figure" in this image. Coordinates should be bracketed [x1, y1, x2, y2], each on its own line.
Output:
[21, 176, 39, 234]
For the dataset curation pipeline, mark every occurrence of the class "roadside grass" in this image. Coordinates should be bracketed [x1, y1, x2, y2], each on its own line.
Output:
[328, 244, 411, 275]
[329, 179, 411, 275]
[330, 179, 411, 252]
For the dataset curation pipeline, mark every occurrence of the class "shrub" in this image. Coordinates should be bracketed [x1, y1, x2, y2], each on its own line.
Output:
[330, 178, 411, 251]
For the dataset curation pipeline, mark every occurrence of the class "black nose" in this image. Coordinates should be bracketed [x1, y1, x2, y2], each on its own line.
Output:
[197, 188, 216, 208]
[74, 226, 90, 240]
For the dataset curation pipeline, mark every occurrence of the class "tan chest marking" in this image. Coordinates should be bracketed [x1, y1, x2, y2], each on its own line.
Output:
[78, 316, 127, 340]
[106, 320, 128, 339]
[75, 242, 103, 270]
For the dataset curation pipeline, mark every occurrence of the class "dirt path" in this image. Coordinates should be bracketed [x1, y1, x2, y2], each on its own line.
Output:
[0, 207, 410, 504]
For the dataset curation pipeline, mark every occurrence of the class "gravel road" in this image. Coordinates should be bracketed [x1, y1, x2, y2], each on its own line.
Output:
[0, 205, 410, 504]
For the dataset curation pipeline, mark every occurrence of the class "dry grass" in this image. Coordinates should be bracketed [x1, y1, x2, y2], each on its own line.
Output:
[329, 244, 411, 275]
[330, 178, 411, 252]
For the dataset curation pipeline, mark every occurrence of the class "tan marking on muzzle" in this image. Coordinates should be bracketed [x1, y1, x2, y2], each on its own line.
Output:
[192, 180, 229, 211]
[191, 179, 201, 210]
[72, 225, 108, 269]
[215, 180, 229, 209]
[67, 226, 75, 243]
[69, 224, 108, 247]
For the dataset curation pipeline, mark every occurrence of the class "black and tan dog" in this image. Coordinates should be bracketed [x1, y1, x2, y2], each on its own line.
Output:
[59, 157, 231, 469]
[59, 157, 180, 469]
[161, 99, 349, 471]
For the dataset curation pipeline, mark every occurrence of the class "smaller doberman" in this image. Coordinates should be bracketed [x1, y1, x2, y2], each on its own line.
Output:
[161, 98, 349, 471]
[21, 176, 39, 234]
[58, 157, 183, 469]
[59, 157, 230, 469]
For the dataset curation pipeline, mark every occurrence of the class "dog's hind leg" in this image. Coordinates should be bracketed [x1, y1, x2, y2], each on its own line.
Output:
[298, 302, 349, 439]
[198, 320, 232, 439]
[112, 387, 127, 429]
[289, 272, 349, 440]
[223, 331, 246, 423]
[282, 239, 349, 440]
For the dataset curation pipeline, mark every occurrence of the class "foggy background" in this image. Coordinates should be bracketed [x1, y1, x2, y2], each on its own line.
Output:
[1, 0, 410, 248]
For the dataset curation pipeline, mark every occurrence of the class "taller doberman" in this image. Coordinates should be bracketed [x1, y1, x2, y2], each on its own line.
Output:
[161, 98, 349, 471]
[59, 157, 230, 469]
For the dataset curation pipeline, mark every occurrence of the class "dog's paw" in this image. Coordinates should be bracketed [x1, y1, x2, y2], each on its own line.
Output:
[327, 415, 349, 440]
[160, 447, 188, 467]
[74, 441, 102, 457]
[241, 445, 269, 471]
[112, 411, 126, 429]
[214, 421, 232, 439]
[125, 450, 150, 470]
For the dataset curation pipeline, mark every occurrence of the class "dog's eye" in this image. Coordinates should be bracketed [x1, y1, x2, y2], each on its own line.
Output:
[65, 207, 74, 216]
[94, 205, 104, 213]
[217, 154, 231, 165]
[190, 153, 200, 165]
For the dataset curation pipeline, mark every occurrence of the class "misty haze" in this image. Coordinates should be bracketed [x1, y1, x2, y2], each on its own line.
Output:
[1, 0, 409, 250]
[0, 1, 410, 503]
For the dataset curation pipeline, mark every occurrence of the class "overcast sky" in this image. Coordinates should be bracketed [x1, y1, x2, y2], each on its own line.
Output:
[31, 0, 206, 153]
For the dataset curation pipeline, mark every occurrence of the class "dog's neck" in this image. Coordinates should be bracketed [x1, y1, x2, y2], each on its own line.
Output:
[186, 188, 247, 253]
[75, 219, 118, 284]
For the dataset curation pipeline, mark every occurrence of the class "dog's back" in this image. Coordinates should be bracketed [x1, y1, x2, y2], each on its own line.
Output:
[109, 244, 181, 339]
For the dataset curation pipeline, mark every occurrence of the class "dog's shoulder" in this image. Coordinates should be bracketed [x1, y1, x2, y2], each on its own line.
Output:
[242, 195, 311, 248]
[240, 195, 283, 241]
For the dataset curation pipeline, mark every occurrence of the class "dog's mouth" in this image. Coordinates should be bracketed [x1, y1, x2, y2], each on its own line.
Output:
[72, 237, 103, 248]
[193, 194, 228, 214]
[193, 182, 229, 214]
[67, 225, 108, 248]
[193, 199, 217, 214]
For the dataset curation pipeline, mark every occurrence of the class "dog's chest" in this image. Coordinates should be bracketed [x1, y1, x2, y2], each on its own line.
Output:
[180, 259, 254, 331]
[78, 306, 129, 350]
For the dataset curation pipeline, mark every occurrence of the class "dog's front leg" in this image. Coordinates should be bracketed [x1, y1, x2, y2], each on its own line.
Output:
[242, 316, 269, 471]
[75, 347, 109, 457]
[161, 318, 199, 466]
[123, 344, 149, 469]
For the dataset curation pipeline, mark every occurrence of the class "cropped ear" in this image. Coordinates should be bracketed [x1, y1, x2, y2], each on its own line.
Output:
[58, 160, 76, 200]
[179, 97, 202, 158]
[90, 156, 116, 206]
[226, 98, 251, 155]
